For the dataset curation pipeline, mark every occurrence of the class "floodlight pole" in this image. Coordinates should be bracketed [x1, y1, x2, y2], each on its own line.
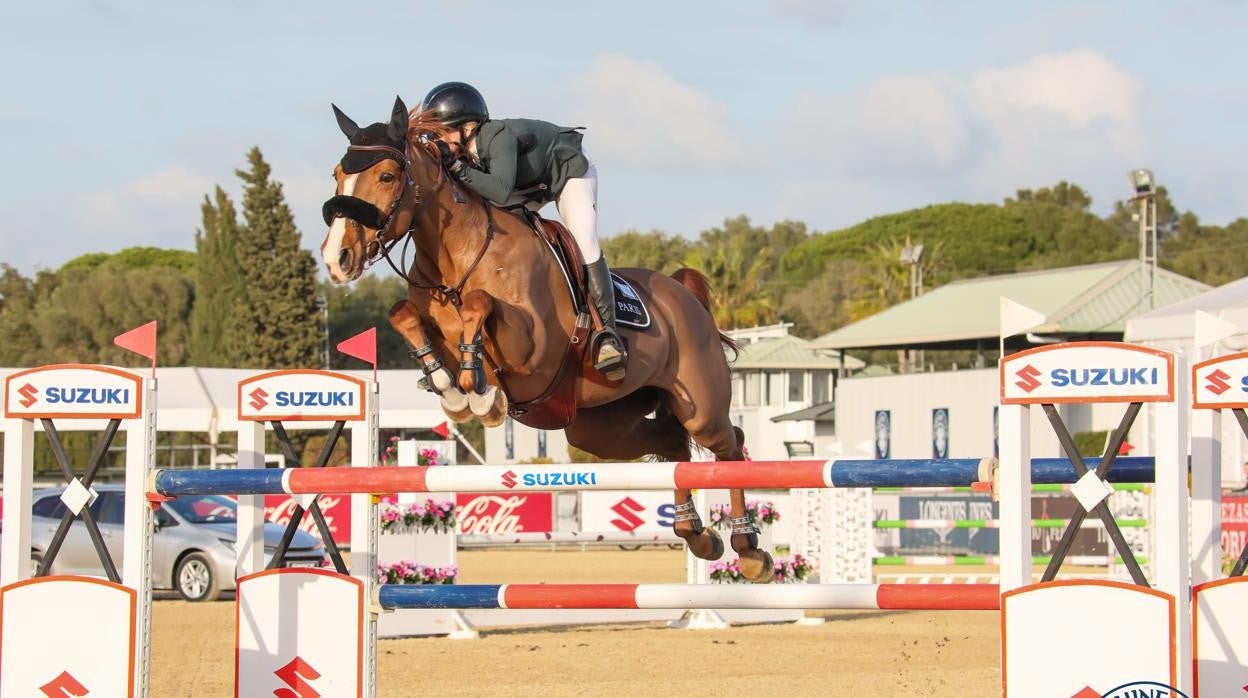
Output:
[900, 239, 925, 373]
[1128, 169, 1158, 311]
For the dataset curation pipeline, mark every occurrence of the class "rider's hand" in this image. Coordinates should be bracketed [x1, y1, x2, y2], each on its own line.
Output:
[435, 141, 458, 167]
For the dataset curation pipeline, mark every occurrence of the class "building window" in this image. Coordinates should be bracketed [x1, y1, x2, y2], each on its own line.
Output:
[787, 370, 805, 402]
[765, 371, 783, 406]
[812, 370, 831, 403]
[744, 372, 761, 406]
[731, 374, 744, 407]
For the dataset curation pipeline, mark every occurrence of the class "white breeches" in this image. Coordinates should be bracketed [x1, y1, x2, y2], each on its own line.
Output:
[506, 155, 601, 263]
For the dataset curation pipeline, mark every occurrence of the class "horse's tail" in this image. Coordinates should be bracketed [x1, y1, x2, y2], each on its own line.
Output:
[670, 268, 740, 360]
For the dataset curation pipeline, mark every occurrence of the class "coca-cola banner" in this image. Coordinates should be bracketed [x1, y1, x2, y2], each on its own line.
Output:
[260, 494, 352, 544]
[580, 491, 675, 533]
[456, 492, 554, 535]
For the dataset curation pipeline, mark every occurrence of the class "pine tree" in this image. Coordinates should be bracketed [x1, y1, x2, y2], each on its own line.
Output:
[230, 147, 321, 368]
[190, 187, 246, 366]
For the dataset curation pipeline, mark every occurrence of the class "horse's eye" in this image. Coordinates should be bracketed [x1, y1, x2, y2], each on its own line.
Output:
[379, 172, 395, 183]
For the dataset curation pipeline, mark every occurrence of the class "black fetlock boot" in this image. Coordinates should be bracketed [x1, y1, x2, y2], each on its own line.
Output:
[585, 256, 627, 381]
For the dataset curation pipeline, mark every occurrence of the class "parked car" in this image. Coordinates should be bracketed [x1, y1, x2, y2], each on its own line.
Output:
[29, 484, 330, 601]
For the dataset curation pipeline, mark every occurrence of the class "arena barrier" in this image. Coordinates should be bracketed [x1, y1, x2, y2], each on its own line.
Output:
[8, 339, 1247, 696]
[2, 364, 156, 697]
[150, 344, 1206, 696]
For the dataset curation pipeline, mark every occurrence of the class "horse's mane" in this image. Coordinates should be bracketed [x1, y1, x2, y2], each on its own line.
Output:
[407, 107, 459, 142]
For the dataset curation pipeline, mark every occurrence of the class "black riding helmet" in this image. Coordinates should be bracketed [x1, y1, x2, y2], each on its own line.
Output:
[420, 82, 489, 126]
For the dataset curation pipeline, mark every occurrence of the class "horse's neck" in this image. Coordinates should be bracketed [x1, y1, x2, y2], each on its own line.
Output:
[411, 187, 491, 284]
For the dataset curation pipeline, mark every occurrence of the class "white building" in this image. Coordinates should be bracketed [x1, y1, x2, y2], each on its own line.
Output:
[483, 323, 861, 463]
[813, 260, 1211, 461]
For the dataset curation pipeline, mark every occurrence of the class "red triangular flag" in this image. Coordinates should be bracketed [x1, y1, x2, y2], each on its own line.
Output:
[336, 327, 377, 380]
[432, 421, 450, 439]
[114, 321, 157, 375]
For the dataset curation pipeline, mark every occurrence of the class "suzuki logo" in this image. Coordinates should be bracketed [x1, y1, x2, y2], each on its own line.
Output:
[248, 387, 270, 411]
[273, 656, 321, 698]
[501, 470, 517, 489]
[1206, 369, 1232, 395]
[18, 383, 38, 408]
[1015, 365, 1041, 393]
[609, 497, 646, 531]
[40, 671, 88, 697]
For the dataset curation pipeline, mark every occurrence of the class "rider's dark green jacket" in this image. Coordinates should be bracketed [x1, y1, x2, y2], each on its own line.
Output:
[453, 118, 589, 206]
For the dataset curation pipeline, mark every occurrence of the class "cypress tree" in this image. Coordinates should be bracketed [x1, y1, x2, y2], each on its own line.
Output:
[190, 187, 245, 366]
[230, 147, 321, 368]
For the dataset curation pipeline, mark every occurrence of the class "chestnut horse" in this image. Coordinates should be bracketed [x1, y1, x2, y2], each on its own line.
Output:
[320, 97, 773, 582]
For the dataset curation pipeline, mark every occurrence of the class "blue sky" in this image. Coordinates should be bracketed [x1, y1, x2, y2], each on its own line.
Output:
[2, 1, 1245, 274]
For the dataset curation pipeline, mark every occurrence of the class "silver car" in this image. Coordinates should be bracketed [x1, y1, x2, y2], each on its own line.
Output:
[29, 484, 331, 601]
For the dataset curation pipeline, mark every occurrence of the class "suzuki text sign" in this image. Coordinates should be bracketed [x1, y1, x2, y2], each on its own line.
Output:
[999, 342, 1174, 405]
[1192, 352, 1248, 409]
[237, 369, 366, 422]
[3, 364, 143, 420]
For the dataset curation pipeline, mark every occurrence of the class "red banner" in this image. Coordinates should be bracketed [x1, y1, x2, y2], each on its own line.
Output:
[1222, 495, 1248, 560]
[456, 492, 554, 534]
[262, 494, 352, 544]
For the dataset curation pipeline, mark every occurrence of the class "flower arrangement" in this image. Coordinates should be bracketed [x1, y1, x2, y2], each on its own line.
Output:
[377, 561, 458, 585]
[708, 554, 813, 584]
[379, 499, 456, 533]
[382, 435, 441, 467]
[708, 500, 780, 531]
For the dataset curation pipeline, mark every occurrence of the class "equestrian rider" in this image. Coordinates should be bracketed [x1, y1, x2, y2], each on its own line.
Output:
[419, 81, 627, 381]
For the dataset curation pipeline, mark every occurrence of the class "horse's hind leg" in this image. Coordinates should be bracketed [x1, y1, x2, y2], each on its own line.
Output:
[564, 393, 724, 561]
[678, 412, 774, 583]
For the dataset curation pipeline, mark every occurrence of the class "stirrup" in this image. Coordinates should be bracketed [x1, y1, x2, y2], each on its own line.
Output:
[591, 330, 627, 381]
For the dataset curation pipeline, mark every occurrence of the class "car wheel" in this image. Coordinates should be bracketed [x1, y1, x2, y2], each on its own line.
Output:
[175, 552, 220, 602]
[30, 551, 44, 577]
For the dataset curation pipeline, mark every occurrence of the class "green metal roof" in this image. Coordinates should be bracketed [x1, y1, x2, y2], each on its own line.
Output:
[810, 260, 1210, 351]
[729, 334, 864, 369]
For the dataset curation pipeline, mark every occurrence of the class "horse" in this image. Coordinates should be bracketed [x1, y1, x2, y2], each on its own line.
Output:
[319, 97, 774, 582]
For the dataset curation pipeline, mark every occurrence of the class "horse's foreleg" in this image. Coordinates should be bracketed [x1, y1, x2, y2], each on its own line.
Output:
[389, 299, 471, 422]
[459, 289, 508, 427]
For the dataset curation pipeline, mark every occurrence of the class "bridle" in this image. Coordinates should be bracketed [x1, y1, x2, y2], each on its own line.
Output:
[325, 135, 496, 308]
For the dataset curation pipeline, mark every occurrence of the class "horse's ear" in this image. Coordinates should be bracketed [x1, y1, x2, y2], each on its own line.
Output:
[332, 103, 360, 140]
[387, 96, 409, 141]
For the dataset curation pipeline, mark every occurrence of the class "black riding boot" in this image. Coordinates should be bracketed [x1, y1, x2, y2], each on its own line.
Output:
[585, 256, 627, 381]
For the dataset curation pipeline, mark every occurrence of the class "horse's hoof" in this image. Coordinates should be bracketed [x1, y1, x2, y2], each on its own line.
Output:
[681, 528, 724, 561]
[738, 549, 775, 584]
[440, 390, 473, 423]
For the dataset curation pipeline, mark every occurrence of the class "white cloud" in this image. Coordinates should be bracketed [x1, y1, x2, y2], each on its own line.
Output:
[562, 54, 752, 172]
[791, 74, 970, 175]
[775, 49, 1149, 224]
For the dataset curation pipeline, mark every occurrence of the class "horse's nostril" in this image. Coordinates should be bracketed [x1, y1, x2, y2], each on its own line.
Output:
[339, 248, 353, 269]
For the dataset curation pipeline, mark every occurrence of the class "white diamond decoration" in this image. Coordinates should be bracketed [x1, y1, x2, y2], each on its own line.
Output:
[59, 478, 97, 515]
[296, 493, 318, 510]
[1071, 470, 1113, 512]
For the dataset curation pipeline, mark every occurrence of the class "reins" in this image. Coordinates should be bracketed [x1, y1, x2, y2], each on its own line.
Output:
[344, 139, 496, 309]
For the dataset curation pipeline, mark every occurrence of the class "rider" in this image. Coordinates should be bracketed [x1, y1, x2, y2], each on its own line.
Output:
[418, 81, 627, 381]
